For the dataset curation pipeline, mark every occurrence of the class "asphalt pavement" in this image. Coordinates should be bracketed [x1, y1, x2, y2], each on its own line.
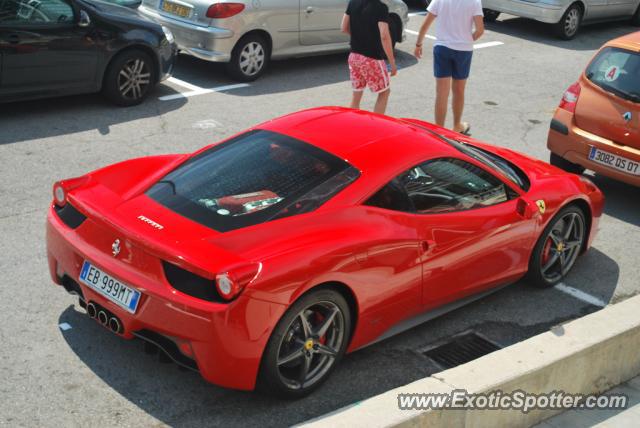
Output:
[1, 8, 639, 428]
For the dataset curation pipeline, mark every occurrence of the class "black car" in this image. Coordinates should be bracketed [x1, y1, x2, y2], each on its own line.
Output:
[0, 0, 176, 106]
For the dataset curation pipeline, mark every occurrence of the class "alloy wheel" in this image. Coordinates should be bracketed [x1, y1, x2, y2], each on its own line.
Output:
[540, 211, 585, 283]
[118, 58, 151, 101]
[239, 42, 265, 77]
[564, 8, 580, 38]
[276, 301, 345, 390]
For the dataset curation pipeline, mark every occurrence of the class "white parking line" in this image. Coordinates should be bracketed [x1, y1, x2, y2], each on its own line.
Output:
[555, 283, 608, 307]
[405, 29, 436, 40]
[405, 29, 503, 50]
[159, 83, 250, 101]
[167, 76, 206, 92]
[473, 41, 505, 50]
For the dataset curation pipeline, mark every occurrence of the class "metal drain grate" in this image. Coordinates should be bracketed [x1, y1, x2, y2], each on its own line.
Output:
[423, 332, 502, 369]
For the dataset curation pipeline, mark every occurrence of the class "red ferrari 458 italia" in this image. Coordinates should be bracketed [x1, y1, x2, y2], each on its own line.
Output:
[47, 107, 604, 397]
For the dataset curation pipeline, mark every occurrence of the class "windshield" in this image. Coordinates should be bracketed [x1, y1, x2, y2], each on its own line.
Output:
[147, 130, 358, 232]
[585, 47, 640, 103]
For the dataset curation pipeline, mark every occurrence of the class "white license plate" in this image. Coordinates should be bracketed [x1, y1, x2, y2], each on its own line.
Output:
[79, 261, 141, 313]
[588, 147, 640, 176]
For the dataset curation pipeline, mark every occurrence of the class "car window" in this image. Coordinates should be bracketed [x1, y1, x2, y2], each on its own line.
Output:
[586, 47, 640, 103]
[147, 130, 356, 232]
[366, 158, 511, 214]
[0, 0, 74, 25]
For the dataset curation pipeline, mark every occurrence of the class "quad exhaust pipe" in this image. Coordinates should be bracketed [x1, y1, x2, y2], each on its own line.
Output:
[108, 316, 122, 334]
[97, 310, 108, 326]
[87, 302, 97, 319]
[86, 301, 124, 334]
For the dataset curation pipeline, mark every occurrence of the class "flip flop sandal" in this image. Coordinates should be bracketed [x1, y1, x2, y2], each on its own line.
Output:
[458, 123, 471, 136]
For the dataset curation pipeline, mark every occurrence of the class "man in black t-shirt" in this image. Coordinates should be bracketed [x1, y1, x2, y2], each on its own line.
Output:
[341, 0, 397, 115]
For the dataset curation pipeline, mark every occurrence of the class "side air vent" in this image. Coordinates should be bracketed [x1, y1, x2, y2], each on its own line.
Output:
[162, 262, 224, 303]
[54, 203, 87, 229]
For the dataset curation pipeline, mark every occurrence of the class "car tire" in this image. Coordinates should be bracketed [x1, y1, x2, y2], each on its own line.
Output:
[555, 3, 582, 40]
[526, 205, 587, 288]
[550, 153, 585, 175]
[103, 49, 157, 107]
[483, 9, 500, 22]
[226, 33, 270, 82]
[631, 4, 640, 26]
[257, 288, 352, 399]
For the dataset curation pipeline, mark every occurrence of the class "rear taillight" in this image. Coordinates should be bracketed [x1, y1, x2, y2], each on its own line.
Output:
[215, 262, 261, 300]
[52, 176, 88, 207]
[559, 82, 581, 113]
[206, 2, 245, 18]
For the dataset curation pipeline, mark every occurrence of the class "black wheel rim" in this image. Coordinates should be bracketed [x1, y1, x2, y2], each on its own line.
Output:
[540, 212, 585, 283]
[276, 301, 345, 390]
[118, 58, 151, 101]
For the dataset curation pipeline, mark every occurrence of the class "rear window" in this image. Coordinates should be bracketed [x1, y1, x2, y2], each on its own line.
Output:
[586, 47, 640, 103]
[147, 130, 358, 232]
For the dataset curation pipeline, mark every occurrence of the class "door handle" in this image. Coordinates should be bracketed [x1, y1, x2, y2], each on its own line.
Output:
[6, 34, 20, 44]
[306, 6, 314, 13]
[421, 240, 435, 252]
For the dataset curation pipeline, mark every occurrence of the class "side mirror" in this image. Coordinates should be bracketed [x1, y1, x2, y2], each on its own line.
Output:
[78, 10, 90, 27]
[516, 197, 539, 219]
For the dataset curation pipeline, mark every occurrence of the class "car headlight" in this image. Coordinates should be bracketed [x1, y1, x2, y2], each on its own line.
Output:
[162, 26, 174, 44]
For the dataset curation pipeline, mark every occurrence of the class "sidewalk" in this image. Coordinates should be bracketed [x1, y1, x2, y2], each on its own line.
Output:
[535, 376, 640, 427]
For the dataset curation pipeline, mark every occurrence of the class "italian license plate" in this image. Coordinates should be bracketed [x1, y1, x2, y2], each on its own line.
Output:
[588, 147, 640, 176]
[79, 261, 141, 313]
[161, 0, 191, 18]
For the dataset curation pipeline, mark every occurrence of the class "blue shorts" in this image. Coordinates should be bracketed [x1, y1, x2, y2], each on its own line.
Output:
[433, 45, 473, 80]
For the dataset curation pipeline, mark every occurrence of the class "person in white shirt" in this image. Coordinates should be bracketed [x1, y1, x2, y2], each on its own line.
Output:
[414, 0, 485, 135]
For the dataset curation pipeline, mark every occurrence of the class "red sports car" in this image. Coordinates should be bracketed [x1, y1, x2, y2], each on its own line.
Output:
[47, 107, 604, 397]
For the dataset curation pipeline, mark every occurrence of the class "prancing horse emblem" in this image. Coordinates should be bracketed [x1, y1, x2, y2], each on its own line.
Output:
[536, 200, 546, 215]
[112, 239, 121, 257]
[623, 112, 632, 122]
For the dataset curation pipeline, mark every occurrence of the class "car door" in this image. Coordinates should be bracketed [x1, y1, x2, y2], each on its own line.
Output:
[368, 157, 538, 310]
[299, 0, 349, 46]
[604, 0, 639, 17]
[0, 0, 97, 98]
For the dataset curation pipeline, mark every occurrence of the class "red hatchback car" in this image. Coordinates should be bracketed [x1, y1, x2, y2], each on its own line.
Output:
[47, 108, 604, 397]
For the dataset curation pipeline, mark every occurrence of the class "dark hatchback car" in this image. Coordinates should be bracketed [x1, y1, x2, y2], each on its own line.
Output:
[0, 0, 176, 106]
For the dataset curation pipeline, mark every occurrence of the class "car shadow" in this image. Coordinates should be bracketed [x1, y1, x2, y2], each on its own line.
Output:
[591, 174, 640, 227]
[0, 87, 187, 146]
[162, 50, 419, 98]
[57, 247, 619, 427]
[486, 16, 637, 51]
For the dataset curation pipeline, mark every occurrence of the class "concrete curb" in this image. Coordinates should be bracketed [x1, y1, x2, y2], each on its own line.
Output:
[300, 294, 640, 428]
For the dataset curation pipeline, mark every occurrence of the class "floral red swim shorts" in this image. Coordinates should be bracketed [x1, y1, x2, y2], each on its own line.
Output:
[348, 52, 390, 94]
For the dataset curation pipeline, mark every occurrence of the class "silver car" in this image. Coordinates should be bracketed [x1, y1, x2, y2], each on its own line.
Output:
[139, 0, 409, 81]
[482, 0, 640, 39]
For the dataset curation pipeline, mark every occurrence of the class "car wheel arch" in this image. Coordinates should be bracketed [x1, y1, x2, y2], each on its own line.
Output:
[540, 197, 593, 254]
[287, 280, 359, 346]
[566, 198, 592, 253]
[566, 1, 586, 20]
[236, 29, 273, 58]
[101, 44, 160, 90]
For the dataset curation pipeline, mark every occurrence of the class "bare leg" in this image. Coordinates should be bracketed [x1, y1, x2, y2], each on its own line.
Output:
[451, 79, 468, 132]
[374, 88, 391, 115]
[350, 91, 364, 110]
[435, 78, 451, 126]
